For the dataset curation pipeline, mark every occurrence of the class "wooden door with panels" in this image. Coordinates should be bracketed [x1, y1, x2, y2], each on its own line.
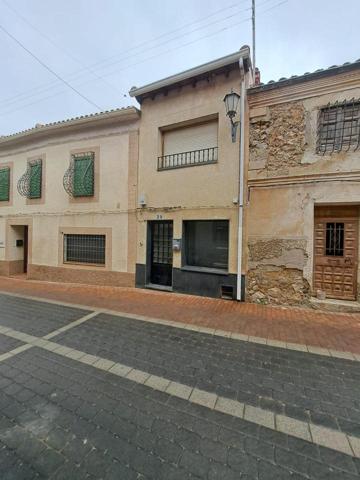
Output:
[314, 206, 359, 300]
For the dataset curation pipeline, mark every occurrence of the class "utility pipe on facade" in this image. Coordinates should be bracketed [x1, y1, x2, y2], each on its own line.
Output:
[236, 57, 246, 301]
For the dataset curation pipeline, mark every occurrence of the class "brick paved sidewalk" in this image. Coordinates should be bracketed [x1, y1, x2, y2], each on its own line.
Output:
[0, 276, 359, 354]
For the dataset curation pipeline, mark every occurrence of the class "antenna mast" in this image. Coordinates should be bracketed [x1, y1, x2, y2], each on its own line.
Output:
[252, 0, 256, 76]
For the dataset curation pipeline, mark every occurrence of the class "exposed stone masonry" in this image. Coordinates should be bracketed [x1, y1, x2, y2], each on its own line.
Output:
[247, 238, 310, 306]
[247, 266, 310, 306]
[250, 101, 306, 175]
[249, 238, 307, 264]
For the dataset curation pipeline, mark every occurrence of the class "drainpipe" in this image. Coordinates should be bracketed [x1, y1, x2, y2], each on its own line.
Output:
[236, 57, 246, 301]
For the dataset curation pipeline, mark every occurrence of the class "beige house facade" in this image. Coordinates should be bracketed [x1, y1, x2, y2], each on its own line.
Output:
[130, 47, 252, 299]
[246, 61, 360, 307]
[0, 108, 139, 287]
[1, 48, 360, 309]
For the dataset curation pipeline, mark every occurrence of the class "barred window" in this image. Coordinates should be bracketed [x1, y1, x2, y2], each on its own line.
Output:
[317, 99, 360, 154]
[63, 234, 105, 265]
[17, 159, 42, 199]
[63, 152, 95, 197]
[325, 223, 344, 256]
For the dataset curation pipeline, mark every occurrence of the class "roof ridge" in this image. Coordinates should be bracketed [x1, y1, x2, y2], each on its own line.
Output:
[255, 58, 360, 88]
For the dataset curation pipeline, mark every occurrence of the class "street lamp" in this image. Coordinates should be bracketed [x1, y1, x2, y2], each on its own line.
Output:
[223, 89, 240, 142]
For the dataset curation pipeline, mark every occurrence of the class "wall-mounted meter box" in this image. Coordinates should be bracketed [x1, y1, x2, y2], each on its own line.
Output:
[172, 238, 181, 251]
[16, 239, 24, 247]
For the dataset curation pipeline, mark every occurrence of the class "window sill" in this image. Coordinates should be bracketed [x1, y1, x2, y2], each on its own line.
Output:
[72, 195, 95, 198]
[63, 261, 106, 268]
[181, 265, 228, 275]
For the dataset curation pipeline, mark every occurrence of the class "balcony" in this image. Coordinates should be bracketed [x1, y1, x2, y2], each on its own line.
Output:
[157, 147, 218, 171]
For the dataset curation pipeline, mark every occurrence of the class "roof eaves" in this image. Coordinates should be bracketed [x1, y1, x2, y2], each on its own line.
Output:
[129, 45, 251, 102]
[248, 59, 360, 94]
[0, 106, 140, 147]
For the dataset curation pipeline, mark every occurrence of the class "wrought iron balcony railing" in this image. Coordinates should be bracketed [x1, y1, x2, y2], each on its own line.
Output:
[157, 146, 218, 171]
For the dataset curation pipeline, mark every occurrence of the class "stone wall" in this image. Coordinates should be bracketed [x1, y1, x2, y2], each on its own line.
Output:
[247, 238, 310, 305]
[249, 101, 306, 175]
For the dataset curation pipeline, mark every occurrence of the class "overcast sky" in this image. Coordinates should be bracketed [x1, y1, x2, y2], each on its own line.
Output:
[0, 0, 358, 136]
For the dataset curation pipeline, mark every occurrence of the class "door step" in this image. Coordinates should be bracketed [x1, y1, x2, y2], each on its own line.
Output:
[310, 297, 360, 313]
[146, 283, 173, 292]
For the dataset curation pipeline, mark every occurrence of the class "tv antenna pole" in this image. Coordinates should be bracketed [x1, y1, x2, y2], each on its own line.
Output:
[252, 0, 256, 76]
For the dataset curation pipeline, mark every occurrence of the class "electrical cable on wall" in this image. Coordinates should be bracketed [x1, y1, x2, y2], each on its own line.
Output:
[0, 0, 287, 118]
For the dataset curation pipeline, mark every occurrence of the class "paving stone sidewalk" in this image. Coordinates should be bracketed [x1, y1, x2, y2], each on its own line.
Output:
[0, 276, 360, 354]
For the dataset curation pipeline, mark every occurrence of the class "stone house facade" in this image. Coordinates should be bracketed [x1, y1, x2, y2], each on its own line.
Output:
[0, 108, 139, 287]
[245, 61, 360, 306]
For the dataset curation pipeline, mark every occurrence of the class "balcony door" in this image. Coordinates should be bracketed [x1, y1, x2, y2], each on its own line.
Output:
[149, 221, 173, 287]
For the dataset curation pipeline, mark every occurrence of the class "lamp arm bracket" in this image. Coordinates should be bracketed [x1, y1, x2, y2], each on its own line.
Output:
[230, 118, 240, 142]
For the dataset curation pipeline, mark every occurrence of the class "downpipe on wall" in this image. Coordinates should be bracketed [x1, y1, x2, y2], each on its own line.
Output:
[236, 57, 246, 301]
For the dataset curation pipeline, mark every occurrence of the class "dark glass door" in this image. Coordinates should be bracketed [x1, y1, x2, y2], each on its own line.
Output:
[150, 221, 173, 286]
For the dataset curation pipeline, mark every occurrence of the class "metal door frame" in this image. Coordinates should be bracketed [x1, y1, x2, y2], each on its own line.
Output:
[147, 220, 173, 287]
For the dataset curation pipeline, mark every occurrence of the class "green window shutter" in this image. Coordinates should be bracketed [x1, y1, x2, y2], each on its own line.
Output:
[29, 162, 42, 199]
[0, 168, 10, 202]
[73, 155, 94, 197]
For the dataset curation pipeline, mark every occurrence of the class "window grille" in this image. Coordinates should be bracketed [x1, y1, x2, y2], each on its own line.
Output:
[63, 234, 105, 265]
[317, 99, 360, 154]
[0, 167, 10, 202]
[325, 222, 344, 256]
[18, 160, 42, 199]
[63, 152, 94, 197]
[151, 222, 173, 265]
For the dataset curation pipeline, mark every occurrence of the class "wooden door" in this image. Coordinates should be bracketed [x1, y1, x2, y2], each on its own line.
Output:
[314, 211, 358, 300]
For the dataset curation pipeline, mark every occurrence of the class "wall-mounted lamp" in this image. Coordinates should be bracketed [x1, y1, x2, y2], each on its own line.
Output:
[223, 89, 240, 142]
[139, 193, 147, 207]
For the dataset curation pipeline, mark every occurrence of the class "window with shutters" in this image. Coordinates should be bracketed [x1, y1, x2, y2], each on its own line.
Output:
[28, 161, 42, 199]
[17, 158, 44, 202]
[158, 120, 218, 170]
[73, 153, 94, 197]
[0, 167, 10, 202]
